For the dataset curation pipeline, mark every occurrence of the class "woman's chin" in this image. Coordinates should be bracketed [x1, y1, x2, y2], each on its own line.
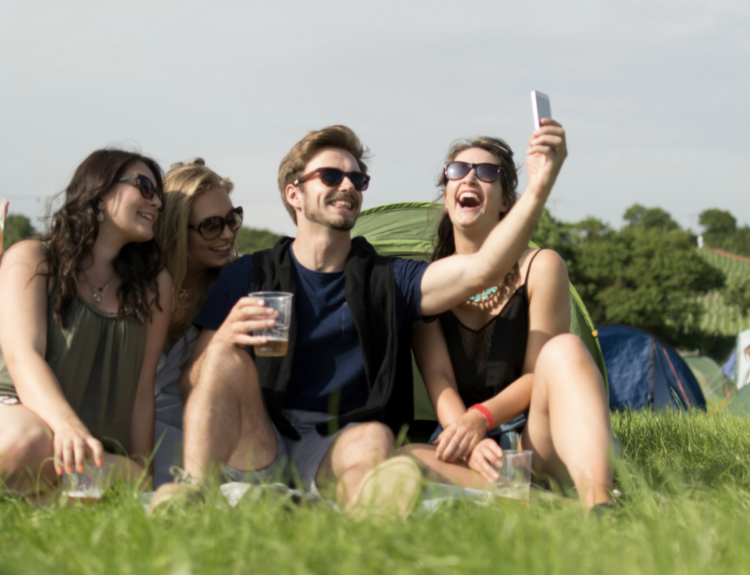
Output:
[207, 251, 232, 267]
[452, 211, 484, 230]
[126, 229, 154, 244]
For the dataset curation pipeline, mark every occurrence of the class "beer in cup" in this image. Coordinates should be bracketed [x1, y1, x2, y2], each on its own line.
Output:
[248, 291, 293, 357]
[61, 461, 107, 506]
[493, 450, 532, 501]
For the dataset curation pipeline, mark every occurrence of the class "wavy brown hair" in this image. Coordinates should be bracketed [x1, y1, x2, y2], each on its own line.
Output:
[41, 149, 165, 327]
[432, 137, 521, 288]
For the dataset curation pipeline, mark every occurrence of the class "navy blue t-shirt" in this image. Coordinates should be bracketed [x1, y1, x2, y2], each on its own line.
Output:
[193, 246, 428, 413]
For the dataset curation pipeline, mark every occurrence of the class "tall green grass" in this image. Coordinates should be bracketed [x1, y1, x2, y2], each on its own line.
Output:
[3, 410, 750, 574]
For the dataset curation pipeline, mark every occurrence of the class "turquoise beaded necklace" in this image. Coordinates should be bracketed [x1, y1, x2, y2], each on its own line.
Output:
[466, 281, 503, 304]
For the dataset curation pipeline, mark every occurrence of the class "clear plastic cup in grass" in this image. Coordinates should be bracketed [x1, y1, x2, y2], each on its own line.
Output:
[248, 291, 293, 357]
[62, 462, 106, 506]
[494, 450, 532, 502]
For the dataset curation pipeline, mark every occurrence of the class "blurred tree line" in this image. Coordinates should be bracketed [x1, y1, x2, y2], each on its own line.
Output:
[2, 212, 283, 256]
[532, 204, 749, 359]
[699, 209, 750, 257]
[2, 214, 38, 251]
[235, 227, 283, 254]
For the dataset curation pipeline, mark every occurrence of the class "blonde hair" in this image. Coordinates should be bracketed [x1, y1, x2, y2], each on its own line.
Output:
[156, 158, 237, 346]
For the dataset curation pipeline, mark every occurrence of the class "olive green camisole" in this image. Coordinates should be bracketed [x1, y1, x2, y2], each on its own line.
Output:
[0, 288, 147, 455]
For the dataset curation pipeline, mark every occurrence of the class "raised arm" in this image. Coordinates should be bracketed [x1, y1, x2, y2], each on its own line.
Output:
[419, 120, 567, 316]
[130, 268, 172, 484]
[0, 240, 104, 475]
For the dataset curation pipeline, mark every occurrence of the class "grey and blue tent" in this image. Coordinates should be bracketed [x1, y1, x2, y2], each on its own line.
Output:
[351, 202, 609, 436]
[598, 325, 706, 411]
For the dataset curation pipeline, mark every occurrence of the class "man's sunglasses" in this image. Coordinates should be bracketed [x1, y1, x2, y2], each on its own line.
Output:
[444, 162, 503, 184]
[293, 168, 370, 192]
[188, 206, 244, 240]
[119, 174, 164, 205]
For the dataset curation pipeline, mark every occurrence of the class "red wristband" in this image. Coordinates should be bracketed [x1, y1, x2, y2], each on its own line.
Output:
[468, 404, 495, 430]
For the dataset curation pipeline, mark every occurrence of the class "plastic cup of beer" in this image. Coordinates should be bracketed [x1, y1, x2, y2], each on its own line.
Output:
[0, 198, 8, 254]
[248, 291, 293, 357]
[61, 462, 106, 506]
[494, 450, 532, 501]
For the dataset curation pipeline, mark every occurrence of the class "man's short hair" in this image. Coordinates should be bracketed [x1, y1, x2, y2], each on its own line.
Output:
[277, 125, 369, 224]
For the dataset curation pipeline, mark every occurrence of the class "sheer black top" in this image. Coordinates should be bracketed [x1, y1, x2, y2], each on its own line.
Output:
[439, 250, 543, 408]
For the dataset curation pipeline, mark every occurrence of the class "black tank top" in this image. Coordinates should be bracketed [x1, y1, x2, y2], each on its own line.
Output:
[439, 250, 543, 408]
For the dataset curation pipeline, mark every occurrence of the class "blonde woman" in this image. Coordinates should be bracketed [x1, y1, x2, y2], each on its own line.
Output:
[153, 159, 241, 487]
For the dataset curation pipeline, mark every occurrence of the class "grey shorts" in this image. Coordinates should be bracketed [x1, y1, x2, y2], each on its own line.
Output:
[224, 409, 358, 495]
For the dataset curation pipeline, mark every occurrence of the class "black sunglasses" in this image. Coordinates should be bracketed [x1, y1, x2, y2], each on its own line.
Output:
[119, 174, 164, 205]
[188, 206, 244, 240]
[444, 162, 503, 184]
[293, 168, 370, 192]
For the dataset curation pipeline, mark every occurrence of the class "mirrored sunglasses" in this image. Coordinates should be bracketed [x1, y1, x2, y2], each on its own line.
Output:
[444, 162, 503, 184]
[188, 206, 244, 240]
[293, 168, 370, 192]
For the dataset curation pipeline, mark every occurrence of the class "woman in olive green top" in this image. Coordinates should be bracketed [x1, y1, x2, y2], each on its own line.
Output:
[0, 149, 171, 495]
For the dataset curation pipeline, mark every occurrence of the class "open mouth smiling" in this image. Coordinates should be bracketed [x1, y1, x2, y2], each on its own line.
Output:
[138, 212, 155, 222]
[457, 190, 482, 209]
[209, 244, 232, 253]
[328, 198, 357, 210]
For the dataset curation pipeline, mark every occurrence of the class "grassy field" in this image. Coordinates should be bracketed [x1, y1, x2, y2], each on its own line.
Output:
[698, 250, 750, 336]
[3, 410, 750, 574]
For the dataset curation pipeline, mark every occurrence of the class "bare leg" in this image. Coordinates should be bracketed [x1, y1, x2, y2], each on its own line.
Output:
[522, 334, 614, 508]
[316, 422, 395, 508]
[0, 405, 56, 494]
[0, 406, 150, 497]
[182, 342, 278, 483]
[399, 443, 492, 490]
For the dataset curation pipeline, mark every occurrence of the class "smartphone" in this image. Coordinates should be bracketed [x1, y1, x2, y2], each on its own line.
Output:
[531, 91, 551, 129]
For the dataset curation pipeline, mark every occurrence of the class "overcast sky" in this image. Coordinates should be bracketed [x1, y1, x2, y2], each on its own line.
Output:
[1, 0, 748, 236]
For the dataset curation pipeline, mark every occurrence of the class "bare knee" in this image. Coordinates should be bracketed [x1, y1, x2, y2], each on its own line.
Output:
[342, 422, 395, 467]
[0, 422, 55, 481]
[537, 334, 590, 367]
[535, 335, 599, 383]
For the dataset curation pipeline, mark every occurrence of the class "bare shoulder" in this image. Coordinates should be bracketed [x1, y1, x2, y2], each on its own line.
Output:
[157, 268, 172, 291]
[154, 268, 173, 308]
[0, 239, 48, 275]
[522, 248, 569, 286]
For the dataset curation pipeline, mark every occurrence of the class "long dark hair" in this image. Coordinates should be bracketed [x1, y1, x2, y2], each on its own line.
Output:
[432, 137, 521, 287]
[41, 149, 165, 327]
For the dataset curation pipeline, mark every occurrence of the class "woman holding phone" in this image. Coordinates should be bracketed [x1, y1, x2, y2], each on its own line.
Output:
[153, 159, 241, 487]
[0, 149, 171, 495]
[405, 120, 614, 510]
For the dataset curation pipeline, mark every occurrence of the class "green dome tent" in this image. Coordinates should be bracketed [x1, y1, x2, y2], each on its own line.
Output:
[683, 355, 736, 401]
[351, 202, 608, 434]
